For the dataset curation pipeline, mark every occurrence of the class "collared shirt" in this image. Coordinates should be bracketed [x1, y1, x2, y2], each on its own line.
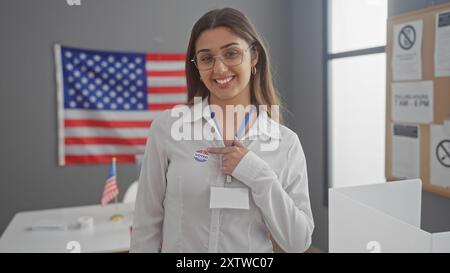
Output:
[130, 97, 314, 253]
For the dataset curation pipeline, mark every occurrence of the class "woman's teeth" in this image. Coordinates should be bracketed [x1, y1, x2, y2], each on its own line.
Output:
[215, 76, 234, 84]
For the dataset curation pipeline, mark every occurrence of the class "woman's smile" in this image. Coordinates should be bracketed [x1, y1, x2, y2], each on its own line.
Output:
[213, 75, 236, 89]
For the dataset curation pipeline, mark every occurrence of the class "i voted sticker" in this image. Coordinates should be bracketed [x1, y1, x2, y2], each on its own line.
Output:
[194, 150, 209, 162]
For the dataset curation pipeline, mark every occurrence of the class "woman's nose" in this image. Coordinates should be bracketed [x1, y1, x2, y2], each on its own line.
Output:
[212, 57, 228, 73]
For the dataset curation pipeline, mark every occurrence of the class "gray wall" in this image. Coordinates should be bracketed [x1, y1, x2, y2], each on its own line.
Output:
[389, 0, 450, 16]
[287, 0, 328, 251]
[389, 0, 450, 234]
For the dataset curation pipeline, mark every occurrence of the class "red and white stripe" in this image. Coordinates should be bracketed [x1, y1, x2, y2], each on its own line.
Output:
[101, 177, 119, 207]
[146, 53, 187, 111]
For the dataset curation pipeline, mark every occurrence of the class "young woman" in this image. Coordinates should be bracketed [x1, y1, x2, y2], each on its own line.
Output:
[131, 7, 314, 253]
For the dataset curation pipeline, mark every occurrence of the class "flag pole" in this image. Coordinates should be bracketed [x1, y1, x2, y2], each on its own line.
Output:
[110, 157, 124, 222]
[110, 196, 123, 222]
[114, 196, 119, 213]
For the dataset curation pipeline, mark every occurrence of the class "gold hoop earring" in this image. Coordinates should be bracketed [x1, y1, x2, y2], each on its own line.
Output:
[251, 66, 256, 75]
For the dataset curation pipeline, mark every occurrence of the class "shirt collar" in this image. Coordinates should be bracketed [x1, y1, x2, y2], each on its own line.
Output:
[181, 96, 281, 140]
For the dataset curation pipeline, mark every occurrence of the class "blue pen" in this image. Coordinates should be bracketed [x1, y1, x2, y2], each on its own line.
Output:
[233, 108, 252, 144]
[210, 111, 223, 140]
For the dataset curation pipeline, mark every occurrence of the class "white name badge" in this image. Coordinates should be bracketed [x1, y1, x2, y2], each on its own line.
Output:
[209, 187, 249, 210]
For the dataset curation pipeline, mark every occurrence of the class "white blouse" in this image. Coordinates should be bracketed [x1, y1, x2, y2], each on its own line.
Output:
[130, 97, 314, 253]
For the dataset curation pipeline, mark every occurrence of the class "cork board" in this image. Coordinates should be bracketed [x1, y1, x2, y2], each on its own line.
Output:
[386, 2, 450, 198]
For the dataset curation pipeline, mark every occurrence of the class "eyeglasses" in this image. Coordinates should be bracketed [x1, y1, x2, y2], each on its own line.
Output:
[191, 44, 254, 71]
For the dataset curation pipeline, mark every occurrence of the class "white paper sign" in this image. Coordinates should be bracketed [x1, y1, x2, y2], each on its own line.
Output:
[209, 187, 249, 209]
[435, 10, 450, 77]
[430, 124, 450, 188]
[391, 81, 433, 123]
[392, 124, 420, 179]
[392, 20, 423, 81]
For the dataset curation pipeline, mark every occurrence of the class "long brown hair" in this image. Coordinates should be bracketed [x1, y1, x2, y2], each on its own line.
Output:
[185, 8, 282, 122]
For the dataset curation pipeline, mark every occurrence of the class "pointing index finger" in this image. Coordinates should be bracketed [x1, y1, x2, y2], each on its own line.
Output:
[207, 147, 232, 154]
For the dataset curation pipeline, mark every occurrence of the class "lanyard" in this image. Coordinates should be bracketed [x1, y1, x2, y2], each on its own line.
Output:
[210, 108, 252, 183]
[210, 108, 252, 144]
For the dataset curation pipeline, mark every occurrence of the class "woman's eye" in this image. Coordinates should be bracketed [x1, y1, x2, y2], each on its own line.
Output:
[200, 55, 213, 63]
[224, 51, 239, 58]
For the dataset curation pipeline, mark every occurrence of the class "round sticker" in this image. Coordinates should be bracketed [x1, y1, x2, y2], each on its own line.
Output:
[194, 150, 209, 162]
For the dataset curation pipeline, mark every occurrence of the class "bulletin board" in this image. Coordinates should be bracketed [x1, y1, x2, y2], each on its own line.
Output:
[386, 2, 450, 198]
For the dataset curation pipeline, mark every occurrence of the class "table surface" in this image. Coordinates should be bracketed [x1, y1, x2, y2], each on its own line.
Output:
[0, 203, 134, 253]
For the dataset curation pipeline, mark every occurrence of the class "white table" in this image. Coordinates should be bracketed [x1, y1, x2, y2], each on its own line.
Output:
[0, 203, 134, 253]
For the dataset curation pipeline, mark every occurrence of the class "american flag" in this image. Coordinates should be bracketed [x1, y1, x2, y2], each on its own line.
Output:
[101, 157, 119, 207]
[54, 44, 187, 165]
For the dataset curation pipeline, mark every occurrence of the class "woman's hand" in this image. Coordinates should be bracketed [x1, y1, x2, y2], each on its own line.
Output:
[207, 140, 249, 175]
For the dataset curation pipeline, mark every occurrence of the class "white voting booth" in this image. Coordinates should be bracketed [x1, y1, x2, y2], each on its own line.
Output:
[329, 179, 450, 253]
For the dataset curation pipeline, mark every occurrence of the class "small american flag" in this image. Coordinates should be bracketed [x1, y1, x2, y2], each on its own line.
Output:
[101, 157, 119, 207]
[54, 44, 187, 165]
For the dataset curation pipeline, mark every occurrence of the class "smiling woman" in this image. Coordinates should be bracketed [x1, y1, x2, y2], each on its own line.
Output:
[130, 7, 314, 253]
[191, 28, 256, 102]
[185, 8, 281, 123]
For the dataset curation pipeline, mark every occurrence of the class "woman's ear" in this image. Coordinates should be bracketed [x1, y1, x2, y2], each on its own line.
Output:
[251, 46, 259, 67]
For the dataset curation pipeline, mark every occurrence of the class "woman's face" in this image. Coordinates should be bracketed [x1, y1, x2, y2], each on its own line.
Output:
[194, 26, 258, 101]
